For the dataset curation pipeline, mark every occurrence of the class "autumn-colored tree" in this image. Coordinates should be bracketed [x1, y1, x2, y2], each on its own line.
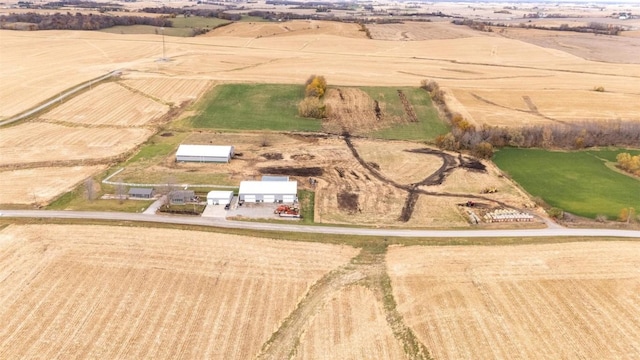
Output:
[618, 207, 636, 223]
[616, 153, 640, 176]
[305, 75, 327, 98]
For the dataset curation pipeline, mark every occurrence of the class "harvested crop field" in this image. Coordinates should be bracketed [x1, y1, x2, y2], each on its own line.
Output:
[42, 82, 169, 127]
[366, 21, 479, 41]
[0, 165, 105, 205]
[0, 224, 359, 359]
[293, 285, 407, 360]
[387, 242, 640, 359]
[121, 78, 213, 105]
[0, 123, 152, 167]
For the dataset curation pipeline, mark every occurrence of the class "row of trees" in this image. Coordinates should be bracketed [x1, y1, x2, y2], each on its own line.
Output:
[0, 12, 171, 30]
[424, 79, 640, 158]
[141, 7, 242, 21]
[298, 75, 327, 119]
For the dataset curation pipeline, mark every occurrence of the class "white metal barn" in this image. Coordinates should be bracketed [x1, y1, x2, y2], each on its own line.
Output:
[207, 191, 234, 205]
[239, 181, 297, 203]
[176, 145, 234, 163]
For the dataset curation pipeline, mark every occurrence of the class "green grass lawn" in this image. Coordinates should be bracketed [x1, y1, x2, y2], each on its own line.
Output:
[362, 87, 448, 141]
[190, 84, 322, 131]
[493, 148, 640, 219]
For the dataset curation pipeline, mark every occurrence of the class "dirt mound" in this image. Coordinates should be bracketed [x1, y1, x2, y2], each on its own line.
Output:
[291, 154, 315, 161]
[259, 166, 324, 177]
[323, 88, 385, 135]
[337, 191, 359, 213]
[459, 155, 487, 172]
[261, 152, 283, 160]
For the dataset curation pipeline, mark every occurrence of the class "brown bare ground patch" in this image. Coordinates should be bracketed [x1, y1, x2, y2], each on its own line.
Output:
[0, 224, 358, 359]
[0, 165, 105, 205]
[293, 286, 408, 360]
[388, 242, 640, 360]
[323, 87, 388, 135]
[0, 123, 153, 167]
[42, 82, 169, 127]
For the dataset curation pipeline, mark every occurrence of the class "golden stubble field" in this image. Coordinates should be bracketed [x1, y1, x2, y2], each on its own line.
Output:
[387, 242, 640, 359]
[2, 19, 640, 125]
[0, 224, 360, 359]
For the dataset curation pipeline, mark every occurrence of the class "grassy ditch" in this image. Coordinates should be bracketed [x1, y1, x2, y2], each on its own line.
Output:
[190, 84, 322, 131]
[493, 147, 640, 219]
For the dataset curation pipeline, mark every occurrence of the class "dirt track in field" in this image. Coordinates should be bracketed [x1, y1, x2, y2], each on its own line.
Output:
[258, 247, 430, 360]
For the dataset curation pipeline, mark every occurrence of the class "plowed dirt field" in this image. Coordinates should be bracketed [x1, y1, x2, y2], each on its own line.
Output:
[387, 242, 640, 360]
[0, 224, 358, 359]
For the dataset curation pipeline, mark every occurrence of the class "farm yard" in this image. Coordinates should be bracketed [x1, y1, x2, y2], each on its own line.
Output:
[387, 242, 640, 360]
[1, 4, 640, 359]
[0, 224, 359, 359]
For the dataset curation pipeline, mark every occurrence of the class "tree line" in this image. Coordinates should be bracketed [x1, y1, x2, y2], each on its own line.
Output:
[140, 7, 241, 21]
[0, 12, 171, 30]
[423, 80, 640, 158]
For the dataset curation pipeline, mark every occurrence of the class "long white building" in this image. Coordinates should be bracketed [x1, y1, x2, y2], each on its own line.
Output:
[176, 145, 234, 163]
[238, 181, 297, 203]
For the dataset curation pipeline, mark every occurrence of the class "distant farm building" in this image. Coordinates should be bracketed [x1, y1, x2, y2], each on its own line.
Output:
[239, 180, 297, 203]
[128, 187, 154, 199]
[261, 175, 290, 182]
[176, 144, 234, 163]
[207, 190, 234, 205]
[169, 190, 196, 205]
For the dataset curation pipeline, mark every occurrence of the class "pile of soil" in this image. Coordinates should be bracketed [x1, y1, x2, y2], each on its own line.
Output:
[259, 166, 324, 176]
[337, 191, 359, 213]
[261, 153, 283, 160]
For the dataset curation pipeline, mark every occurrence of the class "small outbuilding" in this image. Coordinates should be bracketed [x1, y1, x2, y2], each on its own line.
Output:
[239, 181, 297, 203]
[207, 191, 234, 205]
[128, 187, 155, 199]
[176, 144, 234, 163]
[169, 190, 195, 205]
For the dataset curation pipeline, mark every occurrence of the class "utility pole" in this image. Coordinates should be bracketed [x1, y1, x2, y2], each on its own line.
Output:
[161, 27, 166, 60]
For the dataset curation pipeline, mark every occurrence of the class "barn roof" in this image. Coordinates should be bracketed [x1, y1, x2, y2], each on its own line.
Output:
[207, 190, 234, 199]
[261, 175, 290, 182]
[128, 188, 154, 196]
[176, 145, 233, 158]
[239, 181, 297, 195]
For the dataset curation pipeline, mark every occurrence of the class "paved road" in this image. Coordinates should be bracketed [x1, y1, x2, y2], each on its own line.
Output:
[1, 210, 639, 238]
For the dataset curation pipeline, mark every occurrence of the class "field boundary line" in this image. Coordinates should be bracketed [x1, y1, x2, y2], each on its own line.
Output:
[0, 70, 121, 127]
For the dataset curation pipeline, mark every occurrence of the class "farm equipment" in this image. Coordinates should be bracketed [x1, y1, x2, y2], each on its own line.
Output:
[274, 205, 301, 218]
[481, 187, 498, 194]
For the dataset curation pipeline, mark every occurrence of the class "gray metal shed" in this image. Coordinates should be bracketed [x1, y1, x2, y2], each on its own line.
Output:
[128, 188, 154, 199]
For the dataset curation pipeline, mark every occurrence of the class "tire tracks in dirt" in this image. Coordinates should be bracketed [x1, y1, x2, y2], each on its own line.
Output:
[342, 135, 508, 222]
